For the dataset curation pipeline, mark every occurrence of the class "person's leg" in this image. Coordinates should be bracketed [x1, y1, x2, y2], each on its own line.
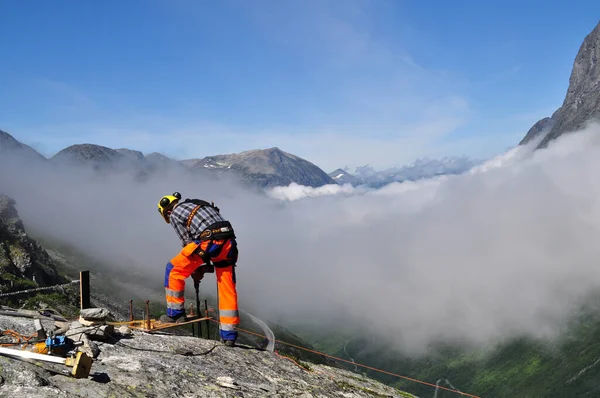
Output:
[164, 244, 203, 321]
[215, 264, 239, 342]
[208, 239, 240, 343]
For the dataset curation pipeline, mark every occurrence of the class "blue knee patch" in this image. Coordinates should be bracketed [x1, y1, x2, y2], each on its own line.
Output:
[207, 242, 223, 256]
[164, 262, 174, 287]
[167, 308, 185, 317]
[220, 330, 238, 341]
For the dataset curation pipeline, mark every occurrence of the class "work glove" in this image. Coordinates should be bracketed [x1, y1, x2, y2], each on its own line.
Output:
[191, 268, 205, 284]
[191, 263, 214, 285]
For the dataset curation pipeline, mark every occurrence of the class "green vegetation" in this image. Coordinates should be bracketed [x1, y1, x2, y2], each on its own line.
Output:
[0, 271, 37, 290]
[334, 380, 414, 398]
[297, 297, 600, 398]
[267, 324, 335, 366]
[22, 291, 80, 318]
[278, 351, 313, 371]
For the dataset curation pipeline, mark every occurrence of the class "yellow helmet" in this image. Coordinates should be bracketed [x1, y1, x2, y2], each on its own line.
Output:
[158, 192, 182, 223]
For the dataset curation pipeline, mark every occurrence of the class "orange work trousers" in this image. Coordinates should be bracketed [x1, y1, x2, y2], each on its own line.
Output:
[164, 238, 239, 341]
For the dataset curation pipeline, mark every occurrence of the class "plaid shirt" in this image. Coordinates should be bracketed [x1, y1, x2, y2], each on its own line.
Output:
[170, 201, 226, 246]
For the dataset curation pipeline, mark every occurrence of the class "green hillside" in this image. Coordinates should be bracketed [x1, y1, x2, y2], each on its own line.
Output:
[294, 296, 600, 397]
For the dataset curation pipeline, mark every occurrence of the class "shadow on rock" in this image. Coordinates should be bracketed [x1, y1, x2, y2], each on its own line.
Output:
[90, 372, 111, 383]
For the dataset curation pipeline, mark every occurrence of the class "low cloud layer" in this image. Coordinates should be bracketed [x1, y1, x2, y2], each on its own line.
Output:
[267, 182, 362, 201]
[3, 124, 600, 356]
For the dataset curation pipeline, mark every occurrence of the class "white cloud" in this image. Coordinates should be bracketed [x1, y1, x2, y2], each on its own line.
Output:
[4, 122, 600, 358]
[267, 182, 362, 201]
[1, 123, 600, 360]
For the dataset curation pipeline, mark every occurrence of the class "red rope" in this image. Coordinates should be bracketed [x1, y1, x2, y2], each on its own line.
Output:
[207, 318, 480, 397]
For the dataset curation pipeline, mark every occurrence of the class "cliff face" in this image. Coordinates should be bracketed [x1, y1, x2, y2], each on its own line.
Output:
[0, 195, 66, 291]
[540, 22, 600, 147]
[521, 21, 600, 148]
[519, 117, 554, 146]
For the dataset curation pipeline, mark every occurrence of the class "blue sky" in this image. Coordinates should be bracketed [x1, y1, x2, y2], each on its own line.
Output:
[1, 0, 599, 171]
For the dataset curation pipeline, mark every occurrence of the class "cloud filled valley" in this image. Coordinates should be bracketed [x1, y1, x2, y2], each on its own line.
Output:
[3, 123, 600, 356]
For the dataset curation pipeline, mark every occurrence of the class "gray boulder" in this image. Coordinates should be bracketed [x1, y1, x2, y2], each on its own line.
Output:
[79, 308, 111, 321]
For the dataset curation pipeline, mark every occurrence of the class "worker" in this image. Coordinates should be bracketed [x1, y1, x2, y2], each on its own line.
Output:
[157, 192, 239, 346]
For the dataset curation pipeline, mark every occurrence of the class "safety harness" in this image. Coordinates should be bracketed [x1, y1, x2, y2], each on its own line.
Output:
[183, 199, 236, 241]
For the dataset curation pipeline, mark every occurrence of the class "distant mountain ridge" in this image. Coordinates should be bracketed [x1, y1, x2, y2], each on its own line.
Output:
[329, 156, 481, 188]
[3, 129, 481, 190]
[0, 130, 336, 188]
[519, 20, 600, 148]
[328, 168, 362, 186]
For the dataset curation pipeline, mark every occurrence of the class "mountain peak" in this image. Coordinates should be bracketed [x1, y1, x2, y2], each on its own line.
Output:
[526, 21, 600, 148]
[51, 144, 124, 164]
[263, 146, 285, 154]
[563, 21, 600, 108]
[328, 168, 361, 185]
[146, 152, 171, 160]
[0, 129, 47, 162]
[235, 146, 295, 159]
[186, 147, 334, 188]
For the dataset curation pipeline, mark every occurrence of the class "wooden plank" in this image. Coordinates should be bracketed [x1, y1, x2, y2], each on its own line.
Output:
[107, 320, 151, 326]
[79, 271, 90, 310]
[131, 316, 212, 333]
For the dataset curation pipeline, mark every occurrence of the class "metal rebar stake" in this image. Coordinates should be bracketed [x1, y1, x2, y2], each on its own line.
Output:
[204, 299, 209, 340]
[145, 300, 150, 330]
[195, 284, 201, 338]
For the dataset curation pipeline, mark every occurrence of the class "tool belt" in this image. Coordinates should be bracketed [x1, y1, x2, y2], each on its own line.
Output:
[197, 221, 236, 241]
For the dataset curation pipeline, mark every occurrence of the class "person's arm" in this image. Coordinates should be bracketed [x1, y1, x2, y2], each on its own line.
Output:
[170, 207, 193, 246]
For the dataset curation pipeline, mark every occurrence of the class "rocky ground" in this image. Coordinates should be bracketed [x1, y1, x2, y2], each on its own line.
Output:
[0, 314, 414, 398]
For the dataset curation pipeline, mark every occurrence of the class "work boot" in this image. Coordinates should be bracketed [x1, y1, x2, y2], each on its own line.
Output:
[159, 313, 188, 324]
[223, 340, 236, 347]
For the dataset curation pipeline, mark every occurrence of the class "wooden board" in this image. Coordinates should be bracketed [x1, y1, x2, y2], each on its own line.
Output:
[128, 316, 212, 333]
[108, 320, 151, 326]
